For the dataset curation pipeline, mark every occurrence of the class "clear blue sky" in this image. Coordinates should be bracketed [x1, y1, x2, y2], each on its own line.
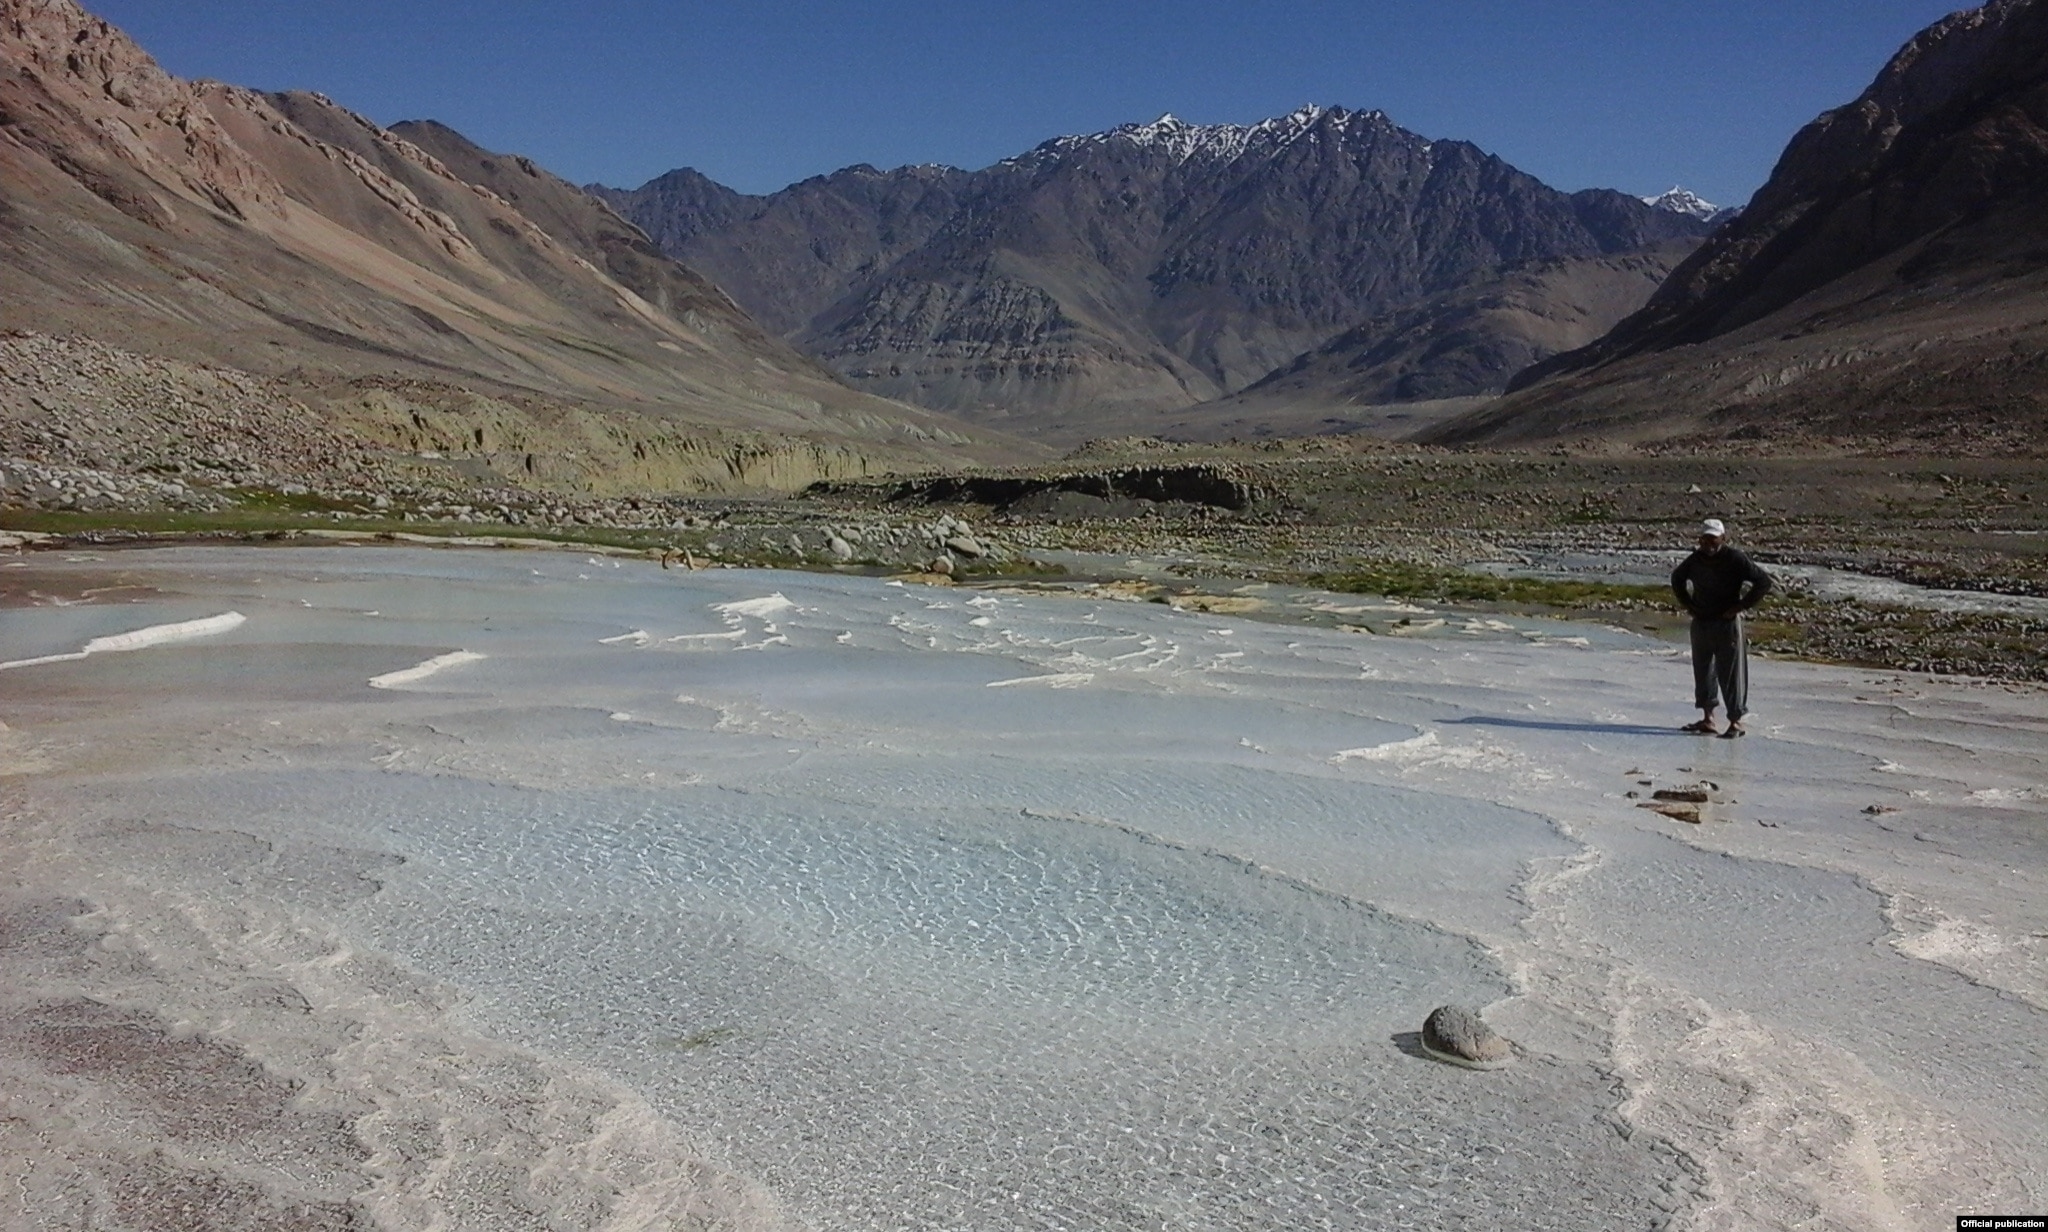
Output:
[87, 1, 1964, 206]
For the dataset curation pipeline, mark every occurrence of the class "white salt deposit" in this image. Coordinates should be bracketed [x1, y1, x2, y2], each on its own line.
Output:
[1, 546, 2043, 1231]
[714, 593, 798, 621]
[0, 609, 244, 670]
[366, 649, 486, 689]
[1331, 730, 1526, 776]
[985, 671, 1096, 688]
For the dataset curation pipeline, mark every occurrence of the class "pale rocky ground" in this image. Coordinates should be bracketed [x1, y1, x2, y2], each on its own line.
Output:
[0, 331, 1007, 511]
[2, 0, 1029, 499]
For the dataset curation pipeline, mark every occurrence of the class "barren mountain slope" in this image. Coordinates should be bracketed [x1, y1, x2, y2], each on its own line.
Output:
[0, 0, 1025, 494]
[601, 108, 1709, 432]
[1197, 243, 1697, 431]
[1431, 0, 2048, 452]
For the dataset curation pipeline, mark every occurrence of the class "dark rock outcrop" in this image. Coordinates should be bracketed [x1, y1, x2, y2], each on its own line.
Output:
[809, 461, 1267, 515]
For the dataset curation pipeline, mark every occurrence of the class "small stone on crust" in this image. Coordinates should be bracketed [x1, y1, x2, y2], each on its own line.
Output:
[1420, 1004, 1515, 1070]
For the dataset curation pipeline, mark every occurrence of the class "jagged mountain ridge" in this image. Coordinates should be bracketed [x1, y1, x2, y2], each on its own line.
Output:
[1433, 0, 2048, 451]
[0, 0, 1022, 495]
[597, 105, 1711, 438]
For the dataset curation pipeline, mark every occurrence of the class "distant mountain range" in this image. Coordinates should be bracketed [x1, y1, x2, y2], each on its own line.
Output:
[0, 0, 1022, 495]
[596, 107, 1713, 440]
[1435, 0, 2048, 452]
[15, 0, 2026, 475]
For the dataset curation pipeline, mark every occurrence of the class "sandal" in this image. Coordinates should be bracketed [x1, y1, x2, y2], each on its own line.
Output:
[1719, 723, 1747, 739]
[1681, 719, 1719, 735]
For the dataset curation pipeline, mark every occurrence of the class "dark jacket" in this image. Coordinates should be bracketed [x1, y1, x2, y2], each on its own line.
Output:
[1672, 546, 1773, 619]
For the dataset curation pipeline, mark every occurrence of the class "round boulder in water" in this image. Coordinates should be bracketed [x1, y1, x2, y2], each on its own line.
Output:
[1420, 1004, 1514, 1070]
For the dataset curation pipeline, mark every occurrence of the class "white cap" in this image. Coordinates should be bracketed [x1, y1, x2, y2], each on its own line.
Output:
[1701, 518, 1726, 538]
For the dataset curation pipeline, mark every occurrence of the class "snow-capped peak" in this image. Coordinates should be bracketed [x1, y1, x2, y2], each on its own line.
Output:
[1007, 104, 1406, 168]
[1642, 186, 1723, 221]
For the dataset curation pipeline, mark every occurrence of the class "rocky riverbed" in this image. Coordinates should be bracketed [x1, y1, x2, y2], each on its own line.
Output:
[7, 365, 2048, 680]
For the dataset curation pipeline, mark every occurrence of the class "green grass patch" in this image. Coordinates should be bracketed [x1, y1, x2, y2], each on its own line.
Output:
[0, 505, 686, 554]
[1308, 562, 1669, 609]
[4, 506, 374, 537]
[227, 486, 363, 515]
[957, 556, 1069, 579]
[2, 508, 1072, 581]
[1742, 619, 1806, 647]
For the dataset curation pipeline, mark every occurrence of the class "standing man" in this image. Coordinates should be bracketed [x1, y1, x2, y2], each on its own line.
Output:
[1671, 518, 1774, 738]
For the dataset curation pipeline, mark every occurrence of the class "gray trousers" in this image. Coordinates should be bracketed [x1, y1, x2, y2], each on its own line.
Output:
[1690, 617, 1748, 719]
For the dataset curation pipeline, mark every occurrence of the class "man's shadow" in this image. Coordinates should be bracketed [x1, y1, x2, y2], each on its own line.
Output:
[1443, 716, 1677, 737]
